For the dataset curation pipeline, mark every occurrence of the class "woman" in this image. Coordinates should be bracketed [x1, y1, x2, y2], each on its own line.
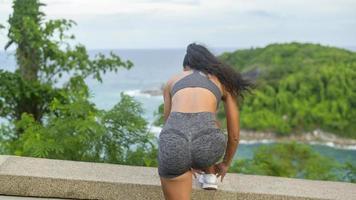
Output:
[158, 43, 252, 200]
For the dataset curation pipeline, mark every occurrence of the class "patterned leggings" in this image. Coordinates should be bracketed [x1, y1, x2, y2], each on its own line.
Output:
[158, 111, 227, 179]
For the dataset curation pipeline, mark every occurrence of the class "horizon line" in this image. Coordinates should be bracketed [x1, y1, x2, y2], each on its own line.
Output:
[1, 44, 355, 53]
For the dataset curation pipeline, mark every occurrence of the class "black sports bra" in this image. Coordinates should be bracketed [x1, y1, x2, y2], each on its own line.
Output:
[170, 69, 223, 108]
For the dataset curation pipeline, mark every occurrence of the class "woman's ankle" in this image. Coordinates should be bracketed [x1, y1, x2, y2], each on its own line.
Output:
[203, 166, 216, 174]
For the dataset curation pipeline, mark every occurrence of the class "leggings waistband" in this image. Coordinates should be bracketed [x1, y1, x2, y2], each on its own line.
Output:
[164, 111, 218, 131]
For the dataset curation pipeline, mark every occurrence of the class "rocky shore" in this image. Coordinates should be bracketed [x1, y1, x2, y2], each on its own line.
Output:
[239, 129, 356, 150]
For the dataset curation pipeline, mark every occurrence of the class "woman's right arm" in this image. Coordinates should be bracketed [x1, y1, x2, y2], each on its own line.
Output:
[215, 91, 240, 181]
[162, 80, 173, 123]
[223, 90, 240, 166]
[222, 91, 240, 166]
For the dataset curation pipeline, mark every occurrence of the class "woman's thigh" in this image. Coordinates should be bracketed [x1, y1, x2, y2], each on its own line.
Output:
[160, 170, 193, 200]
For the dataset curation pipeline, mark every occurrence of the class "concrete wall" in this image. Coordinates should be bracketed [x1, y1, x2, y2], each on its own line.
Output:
[0, 155, 355, 200]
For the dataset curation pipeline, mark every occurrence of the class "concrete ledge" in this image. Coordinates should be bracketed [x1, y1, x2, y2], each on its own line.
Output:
[0, 155, 355, 200]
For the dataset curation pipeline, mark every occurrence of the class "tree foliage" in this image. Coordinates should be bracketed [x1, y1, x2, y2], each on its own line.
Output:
[229, 142, 354, 182]
[0, 0, 156, 167]
[1, 0, 133, 125]
[1, 89, 156, 165]
[153, 103, 164, 127]
[219, 43, 356, 138]
[342, 161, 356, 183]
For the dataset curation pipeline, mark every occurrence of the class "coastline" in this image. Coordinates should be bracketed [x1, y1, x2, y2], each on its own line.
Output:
[239, 129, 356, 150]
[150, 123, 356, 150]
[142, 89, 356, 150]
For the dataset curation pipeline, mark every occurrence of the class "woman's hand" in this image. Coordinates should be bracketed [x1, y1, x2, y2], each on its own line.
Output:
[214, 162, 229, 182]
[191, 168, 204, 179]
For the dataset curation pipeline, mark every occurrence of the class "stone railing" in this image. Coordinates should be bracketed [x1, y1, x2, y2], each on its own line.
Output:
[0, 155, 355, 200]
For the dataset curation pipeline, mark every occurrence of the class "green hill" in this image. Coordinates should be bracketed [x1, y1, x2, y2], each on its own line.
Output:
[219, 42, 356, 138]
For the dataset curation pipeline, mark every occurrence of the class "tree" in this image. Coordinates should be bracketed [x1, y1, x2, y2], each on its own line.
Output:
[153, 103, 164, 127]
[0, 0, 156, 166]
[1, 0, 132, 126]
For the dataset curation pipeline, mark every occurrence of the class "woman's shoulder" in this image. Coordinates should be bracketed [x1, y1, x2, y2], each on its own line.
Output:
[206, 73, 227, 100]
[166, 71, 191, 86]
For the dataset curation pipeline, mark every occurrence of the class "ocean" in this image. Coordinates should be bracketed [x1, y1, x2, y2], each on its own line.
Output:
[1, 48, 355, 164]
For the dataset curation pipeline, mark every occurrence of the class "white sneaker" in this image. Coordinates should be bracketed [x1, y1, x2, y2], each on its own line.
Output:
[198, 173, 218, 190]
[198, 173, 205, 184]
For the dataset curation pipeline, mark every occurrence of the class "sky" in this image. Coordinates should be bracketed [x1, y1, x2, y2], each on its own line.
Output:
[0, 0, 355, 49]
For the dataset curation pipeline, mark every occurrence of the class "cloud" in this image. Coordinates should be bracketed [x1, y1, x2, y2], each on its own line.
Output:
[39, 0, 200, 18]
[146, 0, 200, 5]
[245, 10, 281, 19]
[0, 0, 355, 49]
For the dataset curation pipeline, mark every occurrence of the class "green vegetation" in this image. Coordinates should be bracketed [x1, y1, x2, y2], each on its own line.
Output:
[342, 161, 356, 183]
[219, 43, 356, 138]
[154, 43, 356, 138]
[153, 103, 165, 127]
[0, 0, 157, 166]
[229, 142, 355, 183]
[219, 44, 356, 182]
[229, 142, 342, 181]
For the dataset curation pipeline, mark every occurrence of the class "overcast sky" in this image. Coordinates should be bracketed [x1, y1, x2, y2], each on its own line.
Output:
[0, 0, 355, 49]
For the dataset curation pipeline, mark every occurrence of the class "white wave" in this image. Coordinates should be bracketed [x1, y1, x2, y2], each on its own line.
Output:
[239, 139, 275, 144]
[123, 89, 152, 98]
[123, 89, 163, 98]
[308, 141, 356, 150]
[240, 140, 356, 150]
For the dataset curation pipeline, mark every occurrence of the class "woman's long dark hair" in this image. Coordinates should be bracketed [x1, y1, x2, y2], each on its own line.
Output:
[183, 43, 253, 101]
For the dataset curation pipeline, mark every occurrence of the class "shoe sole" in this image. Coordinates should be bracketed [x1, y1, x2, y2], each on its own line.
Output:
[202, 183, 218, 190]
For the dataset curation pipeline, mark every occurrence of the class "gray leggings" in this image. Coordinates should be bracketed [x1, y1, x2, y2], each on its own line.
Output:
[158, 111, 227, 179]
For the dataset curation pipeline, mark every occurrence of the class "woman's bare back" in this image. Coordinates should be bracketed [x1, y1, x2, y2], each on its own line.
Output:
[168, 69, 225, 113]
